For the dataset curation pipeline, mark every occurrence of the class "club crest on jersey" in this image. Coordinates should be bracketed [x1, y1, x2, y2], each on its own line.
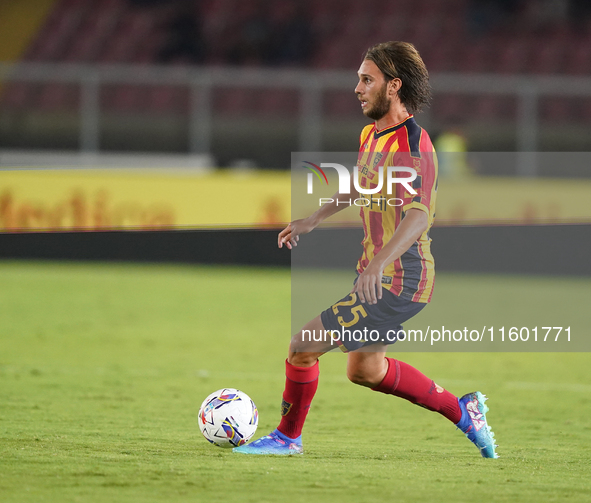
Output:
[280, 399, 292, 416]
[372, 153, 383, 169]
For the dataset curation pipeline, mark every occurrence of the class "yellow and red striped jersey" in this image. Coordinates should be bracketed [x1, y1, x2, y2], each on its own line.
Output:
[356, 115, 438, 303]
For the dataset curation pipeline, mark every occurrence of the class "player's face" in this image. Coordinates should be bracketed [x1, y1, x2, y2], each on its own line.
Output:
[355, 60, 391, 121]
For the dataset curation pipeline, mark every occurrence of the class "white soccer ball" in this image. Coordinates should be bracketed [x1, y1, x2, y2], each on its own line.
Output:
[198, 388, 258, 448]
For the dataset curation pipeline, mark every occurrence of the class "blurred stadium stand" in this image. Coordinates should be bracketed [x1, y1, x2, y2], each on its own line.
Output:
[11, 1, 591, 74]
[1, 0, 591, 170]
[1, 0, 590, 272]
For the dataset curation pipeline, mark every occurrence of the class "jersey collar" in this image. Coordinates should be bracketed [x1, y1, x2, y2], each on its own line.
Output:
[373, 115, 414, 139]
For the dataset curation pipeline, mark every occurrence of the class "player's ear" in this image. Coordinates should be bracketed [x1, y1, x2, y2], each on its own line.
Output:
[388, 78, 402, 97]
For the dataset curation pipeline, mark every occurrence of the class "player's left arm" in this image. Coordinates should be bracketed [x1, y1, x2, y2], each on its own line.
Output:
[352, 208, 428, 305]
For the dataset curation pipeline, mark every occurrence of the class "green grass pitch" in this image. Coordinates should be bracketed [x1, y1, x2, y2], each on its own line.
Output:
[1, 261, 590, 502]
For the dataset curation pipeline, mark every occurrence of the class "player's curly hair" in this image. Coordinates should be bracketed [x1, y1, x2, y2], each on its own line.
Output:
[364, 41, 431, 114]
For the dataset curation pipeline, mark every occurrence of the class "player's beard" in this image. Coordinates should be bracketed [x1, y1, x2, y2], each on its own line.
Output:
[364, 83, 391, 121]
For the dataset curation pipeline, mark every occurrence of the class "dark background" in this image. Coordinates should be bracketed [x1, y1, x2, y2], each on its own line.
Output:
[1, 224, 589, 275]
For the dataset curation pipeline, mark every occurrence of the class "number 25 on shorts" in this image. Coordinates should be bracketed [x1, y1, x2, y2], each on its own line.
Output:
[332, 293, 368, 328]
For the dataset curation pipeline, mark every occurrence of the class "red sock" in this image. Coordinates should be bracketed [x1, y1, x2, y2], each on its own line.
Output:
[277, 359, 319, 439]
[372, 357, 461, 424]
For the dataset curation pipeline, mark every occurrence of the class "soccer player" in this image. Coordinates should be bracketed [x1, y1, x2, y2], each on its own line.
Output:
[234, 41, 498, 458]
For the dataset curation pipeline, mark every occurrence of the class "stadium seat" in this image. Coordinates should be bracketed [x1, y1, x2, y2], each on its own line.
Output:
[103, 85, 145, 113]
[324, 91, 359, 118]
[373, 15, 411, 45]
[97, 9, 156, 64]
[378, 0, 416, 17]
[540, 97, 572, 123]
[146, 86, 189, 114]
[28, 8, 85, 61]
[214, 88, 252, 116]
[563, 38, 591, 75]
[579, 97, 591, 121]
[495, 39, 533, 74]
[37, 83, 79, 112]
[474, 95, 516, 121]
[258, 89, 300, 117]
[456, 42, 493, 73]
[529, 39, 566, 74]
[432, 94, 467, 123]
[0, 83, 34, 111]
[407, 14, 444, 49]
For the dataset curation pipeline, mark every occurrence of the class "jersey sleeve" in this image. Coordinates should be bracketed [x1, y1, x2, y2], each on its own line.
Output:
[395, 147, 437, 217]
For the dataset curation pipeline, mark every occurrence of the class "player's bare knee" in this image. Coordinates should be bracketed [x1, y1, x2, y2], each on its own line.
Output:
[289, 333, 310, 354]
[288, 351, 318, 367]
[289, 335, 317, 366]
[346, 368, 377, 388]
[289, 330, 330, 356]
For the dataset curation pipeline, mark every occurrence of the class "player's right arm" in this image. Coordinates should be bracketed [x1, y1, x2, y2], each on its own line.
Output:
[278, 173, 359, 249]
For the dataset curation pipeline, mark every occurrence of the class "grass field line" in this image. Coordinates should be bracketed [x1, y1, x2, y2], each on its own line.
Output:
[3, 364, 590, 393]
[0, 364, 163, 377]
[504, 380, 591, 393]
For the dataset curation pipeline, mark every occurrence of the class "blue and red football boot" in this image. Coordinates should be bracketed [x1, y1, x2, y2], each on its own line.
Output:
[456, 391, 499, 458]
[233, 429, 303, 455]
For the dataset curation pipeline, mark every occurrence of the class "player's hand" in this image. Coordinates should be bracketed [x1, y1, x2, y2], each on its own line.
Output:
[278, 218, 315, 249]
[351, 260, 384, 304]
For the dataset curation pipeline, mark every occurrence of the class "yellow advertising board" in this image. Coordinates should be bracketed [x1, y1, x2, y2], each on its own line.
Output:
[0, 169, 291, 232]
[1, 169, 590, 232]
[435, 177, 591, 225]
